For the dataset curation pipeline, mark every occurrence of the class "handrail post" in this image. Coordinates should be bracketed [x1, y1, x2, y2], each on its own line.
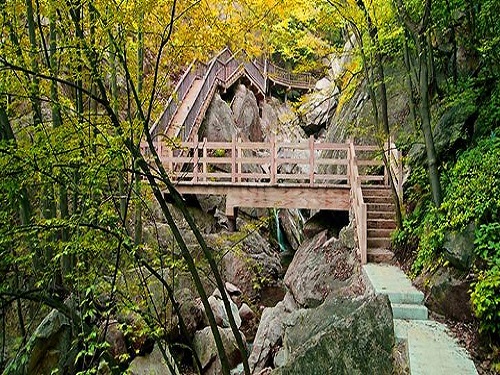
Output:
[237, 137, 242, 183]
[231, 134, 236, 183]
[309, 135, 315, 186]
[202, 138, 207, 182]
[270, 135, 276, 185]
[193, 140, 199, 183]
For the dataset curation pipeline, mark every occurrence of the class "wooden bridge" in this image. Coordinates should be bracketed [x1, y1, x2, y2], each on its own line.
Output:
[149, 48, 316, 143]
[141, 136, 403, 264]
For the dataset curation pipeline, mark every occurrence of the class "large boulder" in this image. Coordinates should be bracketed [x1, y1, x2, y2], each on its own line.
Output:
[216, 230, 281, 300]
[127, 344, 178, 375]
[199, 92, 237, 142]
[415, 267, 474, 321]
[273, 295, 394, 375]
[296, 86, 339, 136]
[442, 223, 475, 270]
[248, 295, 297, 374]
[284, 229, 361, 308]
[278, 209, 304, 251]
[205, 290, 241, 329]
[231, 85, 263, 142]
[4, 308, 74, 375]
[408, 103, 477, 165]
[192, 326, 246, 375]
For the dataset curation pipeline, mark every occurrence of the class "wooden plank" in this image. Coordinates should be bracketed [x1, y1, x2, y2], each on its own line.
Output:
[315, 159, 348, 165]
[225, 186, 350, 211]
[357, 160, 383, 166]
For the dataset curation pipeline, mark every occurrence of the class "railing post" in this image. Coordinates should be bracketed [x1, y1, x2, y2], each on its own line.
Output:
[193, 140, 199, 183]
[202, 138, 207, 182]
[270, 135, 276, 185]
[309, 135, 315, 186]
[361, 203, 367, 264]
[237, 137, 242, 183]
[231, 134, 236, 183]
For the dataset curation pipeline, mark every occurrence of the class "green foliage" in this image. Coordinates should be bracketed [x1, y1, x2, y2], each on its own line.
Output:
[400, 136, 500, 338]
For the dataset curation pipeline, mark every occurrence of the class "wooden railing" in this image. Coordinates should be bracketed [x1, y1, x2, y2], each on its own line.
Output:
[153, 48, 317, 141]
[349, 141, 368, 264]
[385, 137, 403, 201]
[140, 137, 396, 188]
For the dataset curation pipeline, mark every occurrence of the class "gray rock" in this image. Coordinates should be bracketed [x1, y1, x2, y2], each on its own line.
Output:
[206, 294, 242, 329]
[296, 85, 339, 135]
[4, 308, 74, 375]
[128, 344, 177, 375]
[225, 282, 242, 296]
[415, 267, 473, 321]
[273, 295, 394, 375]
[339, 222, 356, 249]
[284, 230, 360, 308]
[193, 326, 246, 374]
[199, 93, 237, 142]
[232, 85, 263, 142]
[217, 230, 281, 300]
[278, 209, 304, 251]
[101, 320, 127, 362]
[315, 77, 332, 91]
[409, 103, 477, 165]
[443, 223, 475, 270]
[248, 302, 291, 374]
[239, 303, 255, 321]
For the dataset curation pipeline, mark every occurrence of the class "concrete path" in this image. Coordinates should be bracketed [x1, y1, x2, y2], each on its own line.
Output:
[363, 263, 478, 375]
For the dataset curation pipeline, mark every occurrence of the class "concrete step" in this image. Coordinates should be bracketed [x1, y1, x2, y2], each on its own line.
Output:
[362, 264, 424, 305]
[367, 203, 395, 212]
[394, 320, 478, 374]
[367, 211, 394, 220]
[367, 237, 391, 248]
[367, 219, 397, 230]
[367, 228, 394, 239]
[392, 303, 429, 320]
[367, 248, 394, 263]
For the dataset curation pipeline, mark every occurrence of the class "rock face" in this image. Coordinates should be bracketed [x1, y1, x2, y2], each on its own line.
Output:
[272, 295, 394, 375]
[284, 230, 360, 308]
[128, 345, 177, 375]
[442, 223, 475, 270]
[232, 85, 263, 141]
[296, 84, 339, 136]
[206, 292, 242, 329]
[415, 267, 474, 321]
[248, 300, 294, 374]
[193, 326, 246, 375]
[5, 308, 74, 375]
[217, 230, 281, 300]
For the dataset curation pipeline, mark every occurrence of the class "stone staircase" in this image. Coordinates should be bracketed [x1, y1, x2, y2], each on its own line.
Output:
[363, 264, 478, 374]
[363, 187, 396, 263]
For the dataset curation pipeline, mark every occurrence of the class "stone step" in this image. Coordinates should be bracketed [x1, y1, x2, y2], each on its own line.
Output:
[367, 203, 395, 212]
[367, 219, 397, 230]
[367, 237, 391, 248]
[367, 211, 394, 220]
[367, 228, 394, 239]
[362, 264, 425, 305]
[392, 303, 429, 320]
[394, 320, 478, 374]
[367, 248, 394, 263]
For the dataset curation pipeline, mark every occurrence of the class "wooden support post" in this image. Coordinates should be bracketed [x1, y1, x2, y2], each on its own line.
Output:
[202, 138, 207, 182]
[193, 140, 199, 183]
[167, 148, 173, 174]
[231, 134, 236, 183]
[270, 135, 276, 185]
[360, 203, 367, 264]
[309, 135, 315, 186]
[237, 137, 242, 183]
